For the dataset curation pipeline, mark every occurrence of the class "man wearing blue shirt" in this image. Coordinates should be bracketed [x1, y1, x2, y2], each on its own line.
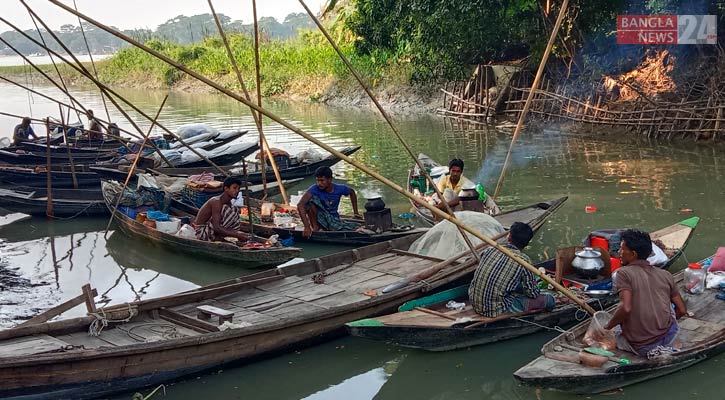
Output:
[297, 166, 361, 238]
[13, 117, 38, 145]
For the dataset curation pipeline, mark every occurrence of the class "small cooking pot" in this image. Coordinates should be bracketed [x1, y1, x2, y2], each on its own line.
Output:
[364, 197, 386, 212]
[572, 247, 605, 278]
[457, 187, 479, 201]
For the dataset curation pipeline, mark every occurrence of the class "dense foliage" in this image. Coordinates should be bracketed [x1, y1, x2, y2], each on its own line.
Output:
[346, 0, 722, 82]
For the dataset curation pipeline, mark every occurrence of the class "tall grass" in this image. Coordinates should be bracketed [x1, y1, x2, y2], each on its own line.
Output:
[97, 31, 412, 96]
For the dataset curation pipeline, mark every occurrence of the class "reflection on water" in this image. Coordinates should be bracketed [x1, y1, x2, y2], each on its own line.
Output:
[1, 81, 724, 398]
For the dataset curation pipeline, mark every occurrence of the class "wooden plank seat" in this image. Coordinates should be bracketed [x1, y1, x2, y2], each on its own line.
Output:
[196, 305, 234, 325]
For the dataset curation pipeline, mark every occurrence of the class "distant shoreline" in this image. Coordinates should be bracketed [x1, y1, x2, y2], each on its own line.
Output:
[0, 54, 113, 67]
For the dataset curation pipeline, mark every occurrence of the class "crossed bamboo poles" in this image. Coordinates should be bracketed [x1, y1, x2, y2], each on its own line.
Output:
[40, 0, 593, 314]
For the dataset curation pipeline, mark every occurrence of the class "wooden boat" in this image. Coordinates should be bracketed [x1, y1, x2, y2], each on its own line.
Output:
[12, 142, 112, 154]
[0, 149, 114, 165]
[0, 178, 302, 218]
[514, 255, 723, 394]
[407, 153, 499, 225]
[0, 223, 518, 400]
[101, 181, 302, 267]
[172, 196, 567, 246]
[345, 217, 699, 351]
[0, 187, 108, 217]
[151, 145, 362, 184]
[171, 141, 259, 168]
[0, 165, 102, 188]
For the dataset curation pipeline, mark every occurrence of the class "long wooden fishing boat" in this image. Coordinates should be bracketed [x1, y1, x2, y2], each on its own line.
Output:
[0, 178, 303, 218]
[13, 142, 112, 154]
[173, 195, 566, 246]
[101, 181, 302, 267]
[514, 255, 723, 394]
[0, 165, 102, 188]
[151, 145, 362, 184]
[407, 153, 499, 225]
[0, 187, 108, 217]
[0, 221, 523, 400]
[0, 148, 115, 164]
[345, 217, 699, 351]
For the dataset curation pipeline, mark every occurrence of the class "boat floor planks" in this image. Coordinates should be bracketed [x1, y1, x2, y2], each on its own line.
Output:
[0, 335, 71, 357]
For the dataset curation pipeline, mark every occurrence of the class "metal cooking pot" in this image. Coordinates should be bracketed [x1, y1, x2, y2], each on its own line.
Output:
[572, 247, 605, 278]
[457, 187, 479, 201]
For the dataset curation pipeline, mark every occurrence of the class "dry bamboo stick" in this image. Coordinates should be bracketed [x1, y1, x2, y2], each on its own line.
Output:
[104, 95, 169, 238]
[45, 119, 54, 218]
[58, 104, 78, 189]
[53, 0, 593, 313]
[207, 0, 288, 203]
[493, 0, 570, 200]
[298, 0, 481, 260]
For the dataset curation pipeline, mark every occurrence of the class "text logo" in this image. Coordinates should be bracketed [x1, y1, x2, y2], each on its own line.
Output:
[617, 15, 716, 44]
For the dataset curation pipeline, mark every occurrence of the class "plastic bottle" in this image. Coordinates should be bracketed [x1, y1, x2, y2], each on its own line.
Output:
[684, 263, 706, 294]
[476, 183, 486, 202]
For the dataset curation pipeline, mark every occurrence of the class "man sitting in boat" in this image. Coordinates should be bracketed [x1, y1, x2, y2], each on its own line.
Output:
[194, 176, 250, 242]
[86, 109, 104, 140]
[297, 166, 361, 238]
[434, 159, 499, 215]
[13, 117, 38, 145]
[468, 222, 555, 317]
[604, 229, 688, 356]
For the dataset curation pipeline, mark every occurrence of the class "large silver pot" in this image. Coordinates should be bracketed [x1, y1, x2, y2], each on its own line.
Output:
[572, 247, 605, 278]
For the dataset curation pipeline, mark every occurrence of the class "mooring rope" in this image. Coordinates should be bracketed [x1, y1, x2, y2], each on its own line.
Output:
[87, 303, 136, 336]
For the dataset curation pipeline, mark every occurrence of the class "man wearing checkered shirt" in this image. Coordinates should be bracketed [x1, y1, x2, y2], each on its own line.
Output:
[468, 222, 555, 317]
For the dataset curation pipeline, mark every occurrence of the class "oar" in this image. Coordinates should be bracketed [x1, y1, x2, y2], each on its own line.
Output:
[382, 230, 508, 293]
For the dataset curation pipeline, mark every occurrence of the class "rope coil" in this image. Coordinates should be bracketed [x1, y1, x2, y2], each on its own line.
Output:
[87, 303, 137, 337]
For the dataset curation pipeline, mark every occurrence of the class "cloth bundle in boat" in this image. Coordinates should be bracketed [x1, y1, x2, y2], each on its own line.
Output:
[707, 247, 725, 272]
[117, 185, 168, 211]
[407, 211, 505, 260]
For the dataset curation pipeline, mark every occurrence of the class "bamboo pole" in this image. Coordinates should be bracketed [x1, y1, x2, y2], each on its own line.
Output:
[50, 0, 594, 314]
[45, 119, 54, 218]
[4, 10, 175, 167]
[58, 104, 79, 189]
[297, 0, 480, 260]
[492, 0, 570, 200]
[25, 10, 81, 123]
[241, 158, 254, 235]
[2, 15, 221, 173]
[251, 0, 269, 200]
[104, 95, 169, 238]
[72, 0, 111, 122]
[206, 0, 288, 203]
[0, 74, 150, 153]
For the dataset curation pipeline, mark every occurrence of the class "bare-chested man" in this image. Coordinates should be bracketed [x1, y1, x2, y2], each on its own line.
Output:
[86, 109, 104, 140]
[194, 176, 249, 242]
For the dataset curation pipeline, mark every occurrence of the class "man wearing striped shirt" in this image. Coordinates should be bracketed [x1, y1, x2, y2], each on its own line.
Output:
[468, 222, 555, 317]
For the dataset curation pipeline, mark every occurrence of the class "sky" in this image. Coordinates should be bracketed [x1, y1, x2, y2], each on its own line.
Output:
[3, 0, 330, 31]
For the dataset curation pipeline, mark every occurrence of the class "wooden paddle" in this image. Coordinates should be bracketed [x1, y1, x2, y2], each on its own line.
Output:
[382, 230, 508, 293]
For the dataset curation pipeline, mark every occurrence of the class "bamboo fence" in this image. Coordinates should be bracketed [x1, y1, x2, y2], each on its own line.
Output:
[438, 68, 724, 141]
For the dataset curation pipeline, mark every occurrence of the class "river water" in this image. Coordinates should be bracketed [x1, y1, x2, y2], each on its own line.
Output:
[0, 81, 724, 399]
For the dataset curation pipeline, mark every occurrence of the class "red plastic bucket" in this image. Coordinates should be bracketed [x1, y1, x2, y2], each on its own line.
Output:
[610, 257, 621, 272]
[590, 236, 609, 251]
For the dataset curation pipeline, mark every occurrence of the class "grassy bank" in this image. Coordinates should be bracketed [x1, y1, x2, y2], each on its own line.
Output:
[95, 32, 414, 99]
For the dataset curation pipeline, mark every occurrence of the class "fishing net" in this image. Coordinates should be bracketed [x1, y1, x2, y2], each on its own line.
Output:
[407, 211, 505, 260]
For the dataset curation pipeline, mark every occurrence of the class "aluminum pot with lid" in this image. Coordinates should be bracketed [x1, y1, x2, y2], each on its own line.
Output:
[571, 247, 605, 278]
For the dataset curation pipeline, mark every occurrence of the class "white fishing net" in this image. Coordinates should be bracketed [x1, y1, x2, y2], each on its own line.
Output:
[408, 211, 505, 259]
